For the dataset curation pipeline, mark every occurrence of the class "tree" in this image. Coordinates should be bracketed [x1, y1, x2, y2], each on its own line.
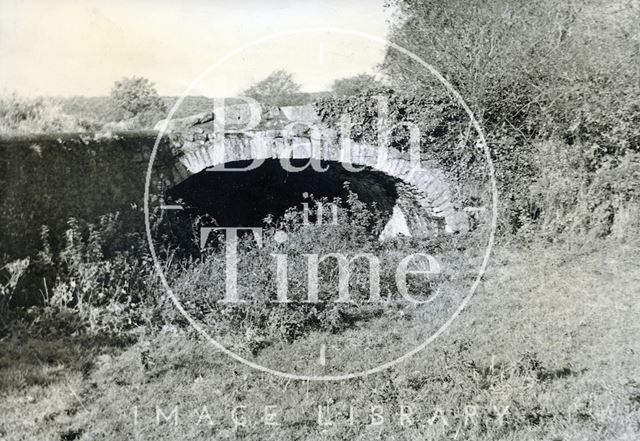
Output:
[243, 70, 302, 105]
[331, 73, 384, 97]
[110, 77, 165, 120]
[381, 0, 640, 236]
[382, 0, 582, 124]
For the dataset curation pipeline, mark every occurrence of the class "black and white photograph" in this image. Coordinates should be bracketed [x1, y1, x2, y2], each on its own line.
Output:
[1, 0, 639, 439]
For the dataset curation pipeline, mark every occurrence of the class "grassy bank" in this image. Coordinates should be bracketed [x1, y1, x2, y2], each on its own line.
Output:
[2, 237, 639, 440]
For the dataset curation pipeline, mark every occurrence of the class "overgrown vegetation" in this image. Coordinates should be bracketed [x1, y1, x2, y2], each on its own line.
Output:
[0, 76, 167, 135]
[2, 1, 640, 439]
[330, 73, 384, 97]
[313, 0, 640, 240]
[0, 94, 97, 135]
[11, 190, 461, 355]
[3, 237, 639, 440]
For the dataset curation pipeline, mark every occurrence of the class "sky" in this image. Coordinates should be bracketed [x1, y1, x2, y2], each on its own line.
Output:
[0, 0, 393, 97]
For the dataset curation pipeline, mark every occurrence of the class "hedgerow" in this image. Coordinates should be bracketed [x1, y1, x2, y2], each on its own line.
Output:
[313, 0, 640, 239]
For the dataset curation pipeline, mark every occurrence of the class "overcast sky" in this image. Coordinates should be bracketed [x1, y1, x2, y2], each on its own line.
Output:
[0, 0, 392, 97]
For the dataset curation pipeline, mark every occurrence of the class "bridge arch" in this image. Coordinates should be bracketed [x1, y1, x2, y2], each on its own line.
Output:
[164, 130, 468, 237]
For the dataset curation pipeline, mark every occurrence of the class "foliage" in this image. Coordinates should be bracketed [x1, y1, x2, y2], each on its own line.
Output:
[5, 237, 640, 439]
[526, 140, 640, 240]
[243, 70, 303, 106]
[314, 89, 488, 209]
[331, 73, 384, 96]
[0, 258, 29, 316]
[3, 2, 640, 438]
[315, 89, 464, 154]
[159, 189, 438, 352]
[38, 214, 157, 334]
[382, 0, 639, 136]
[318, 0, 640, 238]
[109, 77, 166, 125]
[27, 187, 455, 352]
[0, 94, 95, 135]
[54, 96, 121, 124]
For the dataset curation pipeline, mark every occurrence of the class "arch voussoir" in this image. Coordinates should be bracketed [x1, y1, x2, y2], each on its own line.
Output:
[169, 131, 468, 234]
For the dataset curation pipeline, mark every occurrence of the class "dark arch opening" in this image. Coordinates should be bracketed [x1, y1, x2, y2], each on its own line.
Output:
[166, 159, 399, 229]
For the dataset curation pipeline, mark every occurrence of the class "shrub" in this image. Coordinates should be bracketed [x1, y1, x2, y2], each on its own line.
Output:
[378, 0, 640, 239]
[314, 90, 490, 214]
[331, 73, 385, 97]
[0, 94, 95, 135]
[155, 188, 453, 353]
[110, 77, 166, 128]
[0, 258, 30, 316]
[527, 140, 640, 240]
[39, 214, 157, 334]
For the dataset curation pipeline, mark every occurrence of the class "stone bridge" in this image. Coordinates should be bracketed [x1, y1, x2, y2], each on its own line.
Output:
[0, 128, 465, 259]
[168, 132, 467, 236]
[160, 107, 468, 237]
[0, 106, 471, 304]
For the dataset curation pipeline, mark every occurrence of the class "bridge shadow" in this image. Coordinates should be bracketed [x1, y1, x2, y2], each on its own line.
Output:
[165, 158, 399, 230]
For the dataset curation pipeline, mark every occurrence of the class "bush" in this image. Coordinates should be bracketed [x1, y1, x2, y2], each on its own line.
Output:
[526, 140, 640, 240]
[152, 188, 457, 353]
[0, 94, 95, 135]
[0, 258, 30, 317]
[314, 89, 489, 215]
[38, 214, 157, 334]
[331, 73, 384, 97]
[379, 0, 640, 239]
[110, 77, 166, 129]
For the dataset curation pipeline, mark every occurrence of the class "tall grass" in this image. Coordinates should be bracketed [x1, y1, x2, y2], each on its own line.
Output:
[0, 93, 96, 135]
[25, 189, 480, 355]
